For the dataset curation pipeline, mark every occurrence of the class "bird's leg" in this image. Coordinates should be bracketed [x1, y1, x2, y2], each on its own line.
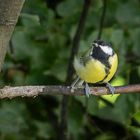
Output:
[71, 77, 84, 92]
[71, 77, 80, 92]
[71, 78, 90, 97]
[71, 77, 80, 88]
[106, 82, 115, 95]
[84, 82, 90, 98]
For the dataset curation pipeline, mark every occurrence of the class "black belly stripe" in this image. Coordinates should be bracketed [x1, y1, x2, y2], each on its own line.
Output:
[99, 54, 114, 83]
[100, 64, 112, 82]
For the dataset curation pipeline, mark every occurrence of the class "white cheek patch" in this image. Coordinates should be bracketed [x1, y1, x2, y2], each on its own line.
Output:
[100, 45, 113, 55]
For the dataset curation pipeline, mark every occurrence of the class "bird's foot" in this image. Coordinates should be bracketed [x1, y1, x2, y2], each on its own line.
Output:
[106, 82, 115, 95]
[71, 78, 90, 97]
[84, 83, 90, 98]
[70, 85, 76, 93]
[71, 77, 85, 93]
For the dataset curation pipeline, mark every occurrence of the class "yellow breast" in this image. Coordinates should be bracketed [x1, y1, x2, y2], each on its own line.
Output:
[74, 53, 118, 84]
[74, 57, 106, 83]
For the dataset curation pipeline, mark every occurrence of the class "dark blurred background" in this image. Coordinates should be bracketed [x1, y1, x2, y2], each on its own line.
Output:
[0, 0, 140, 139]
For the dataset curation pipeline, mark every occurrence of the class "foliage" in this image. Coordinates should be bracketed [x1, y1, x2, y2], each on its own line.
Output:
[0, 0, 140, 139]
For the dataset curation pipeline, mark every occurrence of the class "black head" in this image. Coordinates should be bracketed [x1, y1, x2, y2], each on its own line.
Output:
[91, 40, 114, 69]
[91, 40, 114, 56]
[92, 40, 112, 47]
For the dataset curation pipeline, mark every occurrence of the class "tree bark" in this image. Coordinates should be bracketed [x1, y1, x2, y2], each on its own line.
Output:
[0, 84, 140, 99]
[0, 0, 25, 71]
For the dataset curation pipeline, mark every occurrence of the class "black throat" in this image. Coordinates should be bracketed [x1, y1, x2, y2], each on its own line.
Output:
[91, 46, 111, 70]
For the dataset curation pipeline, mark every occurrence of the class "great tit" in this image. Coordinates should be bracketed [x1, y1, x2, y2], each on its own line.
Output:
[71, 39, 118, 97]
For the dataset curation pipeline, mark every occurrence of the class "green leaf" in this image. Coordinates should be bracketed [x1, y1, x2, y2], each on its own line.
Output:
[33, 121, 54, 139]
[0, 102, 27, 134]
[133, 111, 140, 124]
[110, 29, 123, 48]
[57, 0, 83, 17]
[95, 133, 115, 140]
[20, 13, 40, 27]
[68, 98, 85, 137]
[22, 0, 49, 24]
[97, 94, 140, 124]
[130, 28, 140, 56]
[116, 2, 140, 27]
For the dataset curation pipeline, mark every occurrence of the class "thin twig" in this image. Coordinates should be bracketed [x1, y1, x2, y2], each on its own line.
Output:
[97, 0, 107, 39]
[66, 0, 91, 82]
[0, 84, 140, 99]
[60, 0, 91, 139]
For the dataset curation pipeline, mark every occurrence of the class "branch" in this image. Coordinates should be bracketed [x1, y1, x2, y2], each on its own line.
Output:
[0, 84, 140, 99]
[0, 0, 25, 71]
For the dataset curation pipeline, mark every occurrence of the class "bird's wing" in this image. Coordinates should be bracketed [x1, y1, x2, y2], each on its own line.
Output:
[79, 56, 91, 66]
[79, 46, 93, 65]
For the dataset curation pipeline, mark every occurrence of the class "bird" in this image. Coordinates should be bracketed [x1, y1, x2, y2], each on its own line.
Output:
[71, 39, 118, 97]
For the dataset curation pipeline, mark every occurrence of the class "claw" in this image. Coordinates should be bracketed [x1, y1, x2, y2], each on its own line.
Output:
[84, 83, 90, 97]
[106, 82, 115, 95]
